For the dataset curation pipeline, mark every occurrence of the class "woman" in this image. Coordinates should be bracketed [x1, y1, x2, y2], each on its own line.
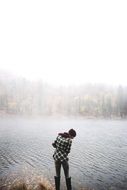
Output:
[52, 128, 76, 190]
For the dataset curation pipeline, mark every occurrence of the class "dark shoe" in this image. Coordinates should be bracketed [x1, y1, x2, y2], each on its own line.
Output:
[54, 176, 60, 190]
[66, 177, 72, 190]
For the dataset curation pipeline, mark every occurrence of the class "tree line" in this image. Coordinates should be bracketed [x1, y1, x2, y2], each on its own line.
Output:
[0, 76, 127, 118]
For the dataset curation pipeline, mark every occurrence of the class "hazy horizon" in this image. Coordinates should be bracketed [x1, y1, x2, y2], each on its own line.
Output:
[0, 0, 127, 86]
[0, 69, 127, 88]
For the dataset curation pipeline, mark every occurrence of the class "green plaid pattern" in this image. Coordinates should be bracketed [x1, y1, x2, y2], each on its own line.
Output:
[53, 135, 72, 162]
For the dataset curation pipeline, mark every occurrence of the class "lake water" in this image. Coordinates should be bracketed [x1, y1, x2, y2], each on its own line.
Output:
[0, 117, 127, 190]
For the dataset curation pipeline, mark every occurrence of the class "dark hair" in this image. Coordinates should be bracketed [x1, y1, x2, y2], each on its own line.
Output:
[68, 129, 76, 137]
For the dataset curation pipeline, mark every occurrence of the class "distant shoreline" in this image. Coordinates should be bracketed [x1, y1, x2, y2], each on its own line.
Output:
[0, 111, 127, 121]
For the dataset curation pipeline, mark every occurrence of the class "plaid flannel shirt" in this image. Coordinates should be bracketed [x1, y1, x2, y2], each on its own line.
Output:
[53, 135, 72, 162]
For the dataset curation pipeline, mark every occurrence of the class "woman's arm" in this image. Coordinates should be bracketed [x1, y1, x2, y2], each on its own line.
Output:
[52, 140, 57, 148]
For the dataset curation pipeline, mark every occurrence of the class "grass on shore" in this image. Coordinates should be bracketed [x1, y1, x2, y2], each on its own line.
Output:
[1, 182, 92, 190]
[9, 182, 54, 190]
[0, 178, 54, 190]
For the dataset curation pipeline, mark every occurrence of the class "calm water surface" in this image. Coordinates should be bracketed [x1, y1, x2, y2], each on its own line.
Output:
[0, 117, 127, 190]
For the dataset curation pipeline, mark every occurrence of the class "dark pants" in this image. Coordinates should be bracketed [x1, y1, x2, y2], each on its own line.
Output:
[55, 160, 69, 178]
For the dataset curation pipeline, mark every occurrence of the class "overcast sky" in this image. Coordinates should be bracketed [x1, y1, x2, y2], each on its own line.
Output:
[0, 0, 127, 86]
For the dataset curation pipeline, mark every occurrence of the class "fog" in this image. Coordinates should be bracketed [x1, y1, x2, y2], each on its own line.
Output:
[0, 71, 127, 118]
[0, 0, 127, 86]
[0, 0, 127, 118]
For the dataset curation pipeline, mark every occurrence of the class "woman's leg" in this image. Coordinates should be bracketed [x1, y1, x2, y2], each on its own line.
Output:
[62, 160, 69, 178]
[54, 161, 61, 190]
[55, 160, 61, 177]
[62, 161, 72, 190]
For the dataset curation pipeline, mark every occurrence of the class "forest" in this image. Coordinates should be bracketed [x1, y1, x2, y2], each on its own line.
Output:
[0, 72, 127, 118]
